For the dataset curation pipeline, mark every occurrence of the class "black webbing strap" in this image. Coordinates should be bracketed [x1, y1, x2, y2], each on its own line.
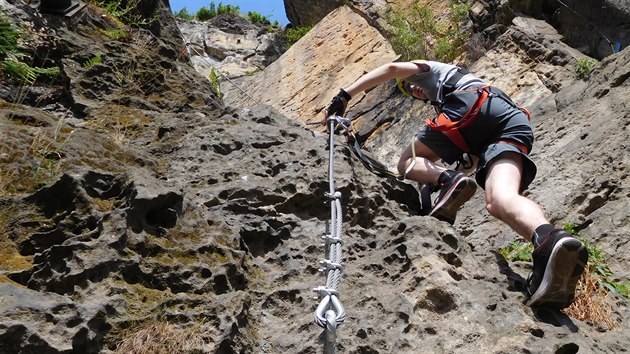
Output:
[442, 67, 469, 96]
[346, 133, 402, 180]
[319, 116, 403, 180]
[428, 66, 469, 107]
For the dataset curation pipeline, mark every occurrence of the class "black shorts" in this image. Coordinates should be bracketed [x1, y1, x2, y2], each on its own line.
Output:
[418, 88, 537, 191]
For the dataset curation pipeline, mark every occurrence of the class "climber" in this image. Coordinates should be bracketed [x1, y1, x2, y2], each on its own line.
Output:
[322, 60, 588, 309]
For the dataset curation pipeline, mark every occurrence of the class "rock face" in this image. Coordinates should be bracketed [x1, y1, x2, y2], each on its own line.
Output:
[284, 0, 340, 26]
[509, 0, 630, 59]
[284, 0, 389, 27]
[0, 0, 629, 353]
[178, 13, 285, 79]
[222, 6, 399, 124]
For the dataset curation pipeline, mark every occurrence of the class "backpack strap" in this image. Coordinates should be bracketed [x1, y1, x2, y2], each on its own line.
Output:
[430, 66, 470, 107]
[441, 67, 469, 97]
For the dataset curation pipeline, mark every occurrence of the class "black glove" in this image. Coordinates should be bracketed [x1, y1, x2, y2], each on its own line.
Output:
[326, 89, 352, 117]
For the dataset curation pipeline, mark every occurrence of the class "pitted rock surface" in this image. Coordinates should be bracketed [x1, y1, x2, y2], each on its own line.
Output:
[178, 13, 284, 79]
[0, 0, 628, 353]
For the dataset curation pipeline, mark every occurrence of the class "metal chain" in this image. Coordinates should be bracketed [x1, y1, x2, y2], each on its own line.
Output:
[313, 116, 348, 354]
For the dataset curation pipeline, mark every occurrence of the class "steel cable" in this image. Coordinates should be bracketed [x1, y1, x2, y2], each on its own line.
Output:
[313, 116, 348, 354]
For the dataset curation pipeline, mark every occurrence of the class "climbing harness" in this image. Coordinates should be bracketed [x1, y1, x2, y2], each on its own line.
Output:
[185, 42, 261, 105]
[313, 115, 347, 354]
[435, 66, 470, 106]
[426, 85, 492, 153]
[427, 85, 532, 155]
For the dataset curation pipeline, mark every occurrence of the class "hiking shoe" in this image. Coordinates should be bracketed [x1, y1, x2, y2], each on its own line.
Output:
[428, 172, 477, 224]
[524, 230, 588, 309]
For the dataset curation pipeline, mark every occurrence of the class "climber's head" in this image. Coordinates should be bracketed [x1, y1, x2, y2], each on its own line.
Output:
[396, 78, 412, 97]
[396, 78, 427, 101]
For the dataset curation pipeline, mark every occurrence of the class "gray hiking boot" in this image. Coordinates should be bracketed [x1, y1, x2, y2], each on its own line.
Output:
[524, 230, 589, 308]
[429, 172, 477, 224]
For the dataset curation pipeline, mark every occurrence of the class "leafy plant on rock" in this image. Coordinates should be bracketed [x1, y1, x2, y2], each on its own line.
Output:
[83, 54, 103, 68]
[247, 11, 269, 25]
[498, 240, 533, 262]
[0, 14, 59, 85]
[0, 14, 19, 59]
[208, 67, 223, 100]
[575, 57, 598, 80]
[563, 223, 629, 299]
[381, 0, 471, 62]
[284, 25, 312, 49]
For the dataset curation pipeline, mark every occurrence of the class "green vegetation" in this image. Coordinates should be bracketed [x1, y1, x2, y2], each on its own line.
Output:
[500, 223, 628, 300]
[284, 25, 312, 49]
[562, 223, 626, 328]
[0, 14, 59, 85]
[575, 57, 598, 80]
[173, 2, 281, 30]
[208, 67, 223, 99]
[382, 0, 471, 62]
[94, 0, 127, 18]
[83, 54, 103, 68]
[563, 223, 629, 298]
[173, 7, 193, 20]
[93, 0, 149, 26]
[2, 60, 56, 85]
[88, 0, 132, 40]
[100, 27, 128, 40]
[498, 240, 533, 262]
[247, 11, 269, 25]
[194, 2, 240, 21]
[0, 14, 19, 59]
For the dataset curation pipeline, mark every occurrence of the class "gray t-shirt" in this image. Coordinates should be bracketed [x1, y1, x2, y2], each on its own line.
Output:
[404, 60, 487, 102]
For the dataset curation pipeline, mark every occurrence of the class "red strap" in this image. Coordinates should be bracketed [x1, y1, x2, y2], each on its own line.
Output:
[426, 86, 490, 132]
[497, 139, 530, 154]
[519, 106, 531, 121]
[443, 129, 470, 152]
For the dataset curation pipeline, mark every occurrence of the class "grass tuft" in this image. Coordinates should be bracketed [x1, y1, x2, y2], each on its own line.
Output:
[564, 266, 618, 329]
[111, 319, 209, 353]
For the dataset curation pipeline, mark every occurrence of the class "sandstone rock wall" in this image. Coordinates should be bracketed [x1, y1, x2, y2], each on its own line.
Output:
[0, 0, 628, 352]
[222, 6, 399, 124]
